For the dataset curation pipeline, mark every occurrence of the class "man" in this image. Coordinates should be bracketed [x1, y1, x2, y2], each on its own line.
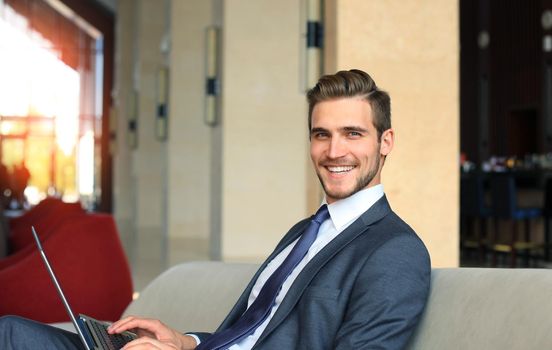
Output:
[0, 69, 430, 349]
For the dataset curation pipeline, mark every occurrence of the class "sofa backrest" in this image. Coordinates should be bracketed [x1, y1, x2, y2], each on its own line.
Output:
[123, 261, 259, 333]
[124, 263, 552, 349]
[407, 268, 552, 350]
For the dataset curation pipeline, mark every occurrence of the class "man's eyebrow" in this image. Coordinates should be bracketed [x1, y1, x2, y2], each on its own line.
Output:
[310, 126, 370, 135]
[310, 127, 329, 135]
[342, 126, 369, 133]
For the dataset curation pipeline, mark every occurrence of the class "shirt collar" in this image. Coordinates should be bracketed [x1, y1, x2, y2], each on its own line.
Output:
[322, 184, 385, 232]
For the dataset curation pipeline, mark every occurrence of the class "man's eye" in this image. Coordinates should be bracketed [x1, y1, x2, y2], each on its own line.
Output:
[315, 132, 329, 138]
[348, 131, 362, 137]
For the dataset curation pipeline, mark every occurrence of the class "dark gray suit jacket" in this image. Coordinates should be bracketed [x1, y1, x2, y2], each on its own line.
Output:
[196, 195, 431, 349]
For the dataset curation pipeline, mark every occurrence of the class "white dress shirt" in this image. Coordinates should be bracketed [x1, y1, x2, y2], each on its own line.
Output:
[195, 185, 384, 349]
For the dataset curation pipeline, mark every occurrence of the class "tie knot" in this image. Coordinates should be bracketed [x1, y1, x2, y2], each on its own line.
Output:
[312, 204, 330, 224]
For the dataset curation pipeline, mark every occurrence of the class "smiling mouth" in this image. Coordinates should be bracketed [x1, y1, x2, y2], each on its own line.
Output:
[325, 165, 356, 174]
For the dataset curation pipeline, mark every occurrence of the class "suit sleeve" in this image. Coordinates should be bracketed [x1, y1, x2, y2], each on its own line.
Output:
[334, 234, 431, 350]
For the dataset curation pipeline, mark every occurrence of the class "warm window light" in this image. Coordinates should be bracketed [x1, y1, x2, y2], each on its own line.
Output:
[24, 186, 43, 206]
[0, 121, 13, 134]
[0, 6, 79, 156]
[62, 192, 80, 203]
[78, 130, 94, 196]
[0, 5, 85, 200]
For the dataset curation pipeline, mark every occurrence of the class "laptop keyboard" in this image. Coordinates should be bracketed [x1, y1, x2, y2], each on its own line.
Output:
[89, 320, 136, 350]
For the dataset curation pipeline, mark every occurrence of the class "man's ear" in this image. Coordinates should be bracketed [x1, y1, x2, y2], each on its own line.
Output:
[380, 128, 394, 156]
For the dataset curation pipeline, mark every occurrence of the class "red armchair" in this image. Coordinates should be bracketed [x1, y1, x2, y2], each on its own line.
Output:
[9, 197, 62, 230]
[0, 214, 133, 323]
[8, 200, 86, 252]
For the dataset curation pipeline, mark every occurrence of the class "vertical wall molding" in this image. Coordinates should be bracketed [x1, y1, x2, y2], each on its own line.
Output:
[305, 0, 323, 89]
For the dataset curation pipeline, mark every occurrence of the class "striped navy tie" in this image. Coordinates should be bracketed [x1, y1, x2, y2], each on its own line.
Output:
[196, 204, 330, 350]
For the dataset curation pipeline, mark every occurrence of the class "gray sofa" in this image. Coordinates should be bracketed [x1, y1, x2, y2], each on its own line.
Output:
[58, 261, 552, 349]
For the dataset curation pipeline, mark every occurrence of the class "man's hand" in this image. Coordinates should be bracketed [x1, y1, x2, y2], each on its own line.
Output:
[107, 316, 197, 350]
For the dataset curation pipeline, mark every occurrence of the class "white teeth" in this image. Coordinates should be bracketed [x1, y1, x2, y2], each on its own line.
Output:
[327, 166, 355, 173]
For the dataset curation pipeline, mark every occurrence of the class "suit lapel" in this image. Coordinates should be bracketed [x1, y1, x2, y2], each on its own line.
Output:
[254, 195, 392, 346]
[216, 218, 312, 331]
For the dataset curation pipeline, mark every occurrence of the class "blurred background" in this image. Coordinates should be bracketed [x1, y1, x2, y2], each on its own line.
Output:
[0, 0, 551, 291]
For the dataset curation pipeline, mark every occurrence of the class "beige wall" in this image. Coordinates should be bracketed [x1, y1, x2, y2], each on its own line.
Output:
[133, 0, 166, 229]
[114, 0, 165, 231]
[114, 0, 460, 269]
[113, 0, 135, 240]
[113, 0, 168, 285]
[326, 0, 459, 267]
[221, 0, 310, 261]
[167, 0, 214, 260]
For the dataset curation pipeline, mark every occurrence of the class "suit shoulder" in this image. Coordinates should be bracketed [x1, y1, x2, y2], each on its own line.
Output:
[369, 211, 430, 261]
[381, 211, 420, 239]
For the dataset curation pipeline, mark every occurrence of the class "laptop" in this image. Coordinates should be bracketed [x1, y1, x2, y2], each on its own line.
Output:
[32, 226, 137, 350]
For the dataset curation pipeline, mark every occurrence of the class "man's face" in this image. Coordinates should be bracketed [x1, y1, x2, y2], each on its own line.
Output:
[309, 97, 393, 204]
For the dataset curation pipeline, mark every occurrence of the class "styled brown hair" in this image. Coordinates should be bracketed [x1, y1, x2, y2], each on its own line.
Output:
[306, 69, 391, 139]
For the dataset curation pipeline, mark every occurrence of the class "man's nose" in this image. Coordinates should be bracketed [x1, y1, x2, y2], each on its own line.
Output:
[327, 137, 347, 159]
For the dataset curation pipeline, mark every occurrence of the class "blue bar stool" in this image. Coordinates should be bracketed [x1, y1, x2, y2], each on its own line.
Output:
[542, 177, 552, 262]
[489, 175, 542, 267]
[460, 175, 491, 263]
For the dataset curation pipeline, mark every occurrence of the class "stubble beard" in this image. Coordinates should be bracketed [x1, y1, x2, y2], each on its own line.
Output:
[317, 152, 381, 202]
